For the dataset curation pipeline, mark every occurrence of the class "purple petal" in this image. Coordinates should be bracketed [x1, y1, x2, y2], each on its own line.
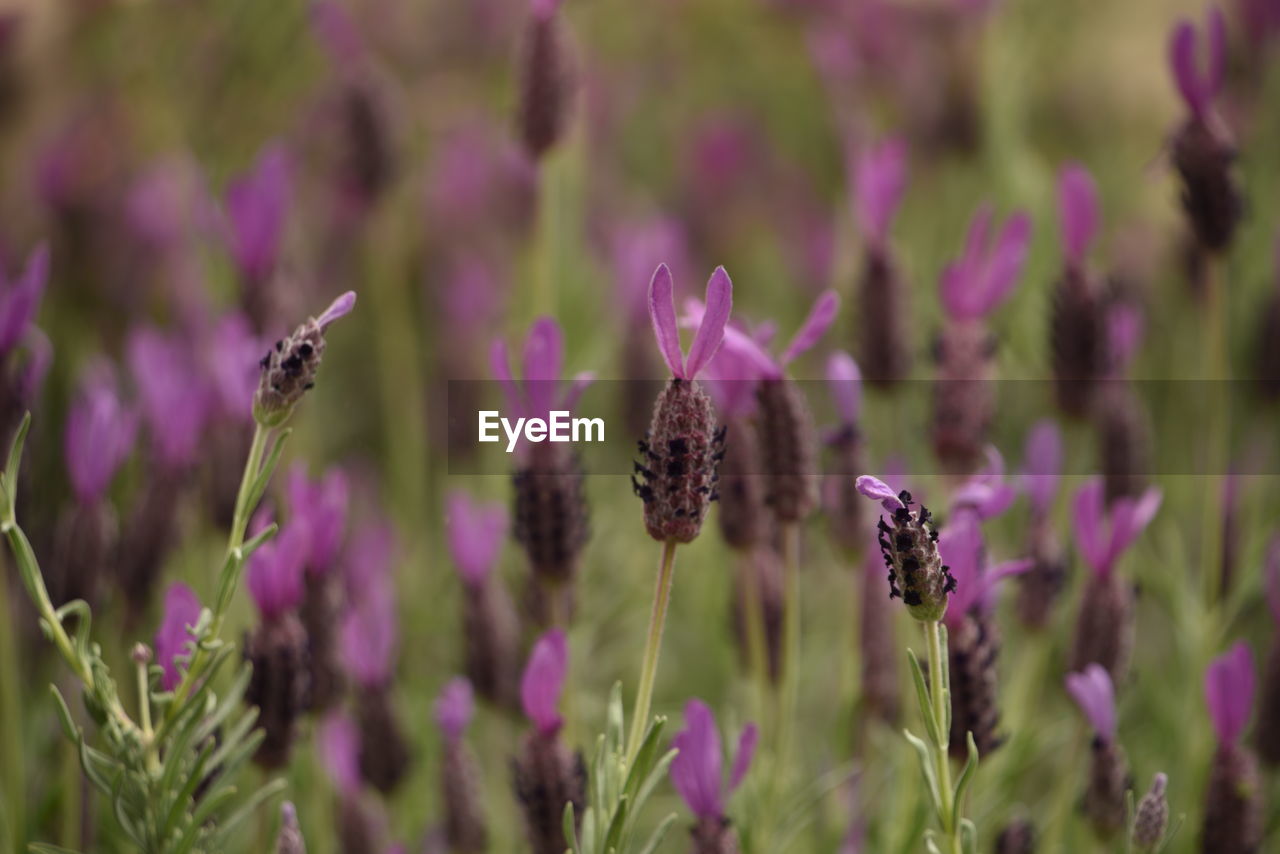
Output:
[309, 0, 366, 66]
[561, 371, 595, 413]
[316, 291, 357, 329]
[225, 144, 291, 282]
[1106, 487, 1162, 567]
[339, 579, 398, 687]
[286, 464, 349, 576]
[531, 0, 560, 20]
[855, 475, 905, 512]
[1021, 419, 1062, 517]
[246, 521, 310, 619]
[684, 266, 733, 380]
[728, 722, 758, 793]
[1205, 642, 1254, 744]
[127, 327, 212, 470]
[522, 317, 565, 419]
[318, 712, 362, 796]
[435, 677, 475, 742]
[939, 515, 984, 621]
[780, 290, 840, 367]
[64, 362, 138, 505]
[853, 138, 908, 248]
[975, 212, 1032, 316]
[1106, 301, 1145, 373]
[670, 699, 724, 819]
[939, 205, 992, 319]
[1266, 536, 1280, 623]
[204, 312, 261, 420]
[648, 264, 685, 378]
[520, 629, 567, 734]
[825, 351, 862, 426]
[979, 558, 1034, 612]
[154, 583, 202, 691]
[445, 491, 507, 586]
[0, 244, 49, 356]
[1072, 478, 1108, 577]
[1170, 20, 1207, 117]
[1066, 664, 1116, 741]
[1058, 163, 1098, 266]
[342, 519, 397, 600]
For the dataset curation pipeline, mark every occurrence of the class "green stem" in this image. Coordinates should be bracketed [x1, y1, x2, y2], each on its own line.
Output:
[0, 566, 25, 850]
[739, 550, 770, 728]
[625, 539, 678, 764]
[925, 619, 960, 854]
[1200, 253, 1229, 609]
[777, 522, 802, 778]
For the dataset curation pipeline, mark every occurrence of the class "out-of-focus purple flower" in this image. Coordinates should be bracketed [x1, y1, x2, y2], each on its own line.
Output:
[1169, 8, 1226, 119]
[246, 520, 310, 621]
[343, 518, 396, 600]
[1238, 0, 1280, 49]
[445, 491, 507, 587]
[435, 677, 475, 742]
[424, 125, 535, 236]
[126, 157, 216, 252]
[18, 327, 52, 402]
[650, 264, 735, 382]
[940, 204, 1032, 320]
[64, 362, 138, 505]
[225, 143, 292, 283]
[1020, 419, 1062, 519]
[0, 244, 49, 358]
[126, 327, 212, 470]
[611, 218, 690, 323]
[340, 576, 398, 688]
[669, 699, 757, 821]
[951, 446, 1019, 521]
[852, 137, 908, 250]
[1071, 477, 1162, 580]
[855, 475, 905, 512]
[441, 256, 503, 332]
[1205, 642, 1254, 744]
[491, 318, 595, 423]
[154, 582, 202, 691]
[1266, 536, 1280, 623]
[701, 325, 766, 418]
[1106, 300, 1145, 376]
[318, 712, 362, 796]
[285, 463, 349, 576]
[939, 513, 1032, 626]
[204, 312, 261, 420]
[310, 0, 367, 67]
[1058, 163, 1099, 269]
[685, 117, 759, 206]
[531, 0, 561, 21]
[693, 288, 838, 381]
[1066, 663, 1117, 742]
[520, 628, 567, 735]
[826, 351, 862, 428]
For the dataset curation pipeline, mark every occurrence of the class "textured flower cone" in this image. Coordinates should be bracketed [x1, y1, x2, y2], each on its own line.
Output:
[874, 492, 952, 622]
[859, 555, 900, 725]
[824, 426, 866, 555]
[337, 793, 388, 854]
[689, 815, 740, 854]
[634, 377, 723, 543]
[1016, 519, 1069, 630]
[300, 572, 346, 713]
[1069, 572, 1134, 683]
[717, 416, 767, 551]
[462, 578, 521, 710]
[48, 500, 116, 609]
[1132, 779, 1169, 850]
[947, 610, 1003, 759]
[931, 320, 996, 475]
[730, 545, 784, 685]
[442, 739, 488, 853]
[1050, 267, 1106, 419]
[1083, 737, 1130, 838]
[1201, 741, 1262, 853]
[1172, 118, 1242, 253]
[858, 250, 911, 389]
[275, 804, 306, 854]
[1095, 382, 1152, 506]
[517, 13, 574, 160]
[255, 316, 330, 427]
[513, 441, 589, 582]
[117, 471, 182, 618]
[245, 613, 311, 769]
[1259, 636, 1280, 765]
[206, 425, 252, 529]
[356, 686, 411, 794]
[994, 819, 1036, 854]
[1253, 292, 1280, 401]
[511, 731, 587, 854]
[756, 377, 816, 524]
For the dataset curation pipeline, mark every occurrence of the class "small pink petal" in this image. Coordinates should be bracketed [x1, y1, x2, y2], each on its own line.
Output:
[316, 291, 357, 329]
[1058, 163, 1098, 266]
[825, 351, 861, 426]
[1072, 478, 1108, 577]
[521, 629, 567, 734]
[977, 212, 1032, 316]
[684, 266, 733, 380]
[648, 264, 685, 379]
[1204, 642, 1254, 744]
[1066, 664, 1117, 741]
[855, 475, 904, 511]
[728, 722, 758, 793]
[1170, 21, 1207, 117]
[780, 290, 840, 366]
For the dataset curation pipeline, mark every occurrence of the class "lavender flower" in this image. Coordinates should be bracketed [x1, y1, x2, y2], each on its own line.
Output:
[851, 137, 912, 387]
[318, 712, 393, 854]
[1168, 8, 1241, 252]
[436, 678, 487, 852]
[154, 582, 202, 691]
[1050, 163, 1107, 417]
[933, 204, 1032, 472]
[857, 475, 953, 621]
[1069, 478, 1161, 681]
[1132, 773, 1169, 851]
[669, 699, 758, 853]
[823, 352, 866, 554]
[516, 0, 575, 160]
[254, 291, 357, 427]
[1016, 420, 1069, 628]
[512, 629, 586, 854]
[1259, 538, 1280, 766]
[0, 244, 48, 360]
[1202, 643, 1262, 853]
[127, 326, 212, 471]
[1067, 664, 1130, 836]
[633, 264, 732, 543]
[226, 142, 292, 309]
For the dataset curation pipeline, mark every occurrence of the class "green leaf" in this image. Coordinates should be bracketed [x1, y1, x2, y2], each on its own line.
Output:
[635, 814, 677, 854]
[950, 732, 979, 831]
[903, 729, 942, 821]
[48, 685, 78, 741]
[245, 429, 291, 517]
[960, 818, 977, 854]
[210, 777, 287, 848]
[1, 412, 31, 519]
[907, 649, 941, 747]
[562, 802, 581, 854]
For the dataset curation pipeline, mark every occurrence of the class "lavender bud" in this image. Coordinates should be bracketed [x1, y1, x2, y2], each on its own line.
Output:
[931, 322, 996, 474]
[1132, 773, 1169, 851]
[1258, 635, 1280, 766]
[690, 815, 740, 854]
[995, 819, 1036, 854]
[873, 490, 953, 623]
[442, 738, 488, 853]
[516, 2, 575, 160]
[245, 613, 310, 769]
[1069, 572, 1135, 684]
[356, 686, 411, 794]
[301, 572, 346, 712]
[1050, 267, 1106, 418]
[1172, 119, 1242, 253]
[858, 250, 912, 388]
[730, 545, 784, 685]
[717, 415, 767, 551]
[275, 802, 306, 854]
[514, 442, 589, 582]
[511, 731, 587, 854]
[948, 611, 1003, 758]
[633, 377, 724, 543]
[1095, 382, 1151, 506]
[1083, 737, 1131, 838]
[756, 377, 817, 523]
[254, 292, 355, 427]
[1201, 741, 1262, 853]
[462, 579, 521, 710]
[1016, 519, 1069, 630]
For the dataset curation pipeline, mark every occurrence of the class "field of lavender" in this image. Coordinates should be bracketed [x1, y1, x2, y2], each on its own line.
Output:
[0, 0, 1278, 852]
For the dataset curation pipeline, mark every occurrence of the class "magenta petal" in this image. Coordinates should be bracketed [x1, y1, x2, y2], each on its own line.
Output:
[684, 266, 733, 380]
[1066, 664, 1116, 741]
[435, 677, 475, 742]
[1072, 478, 1108, 577]
[155, 583, 202, 691]
[446, 491, 507, 586]
[1170, 21, 1206, 116]
[1266, 536, 1280, 623]
[1020, 419, 1062, 517]
[939, 516, 983, 621]
[522, 317, 565, 419]
[855, 475, 905, 511]
[780, 290, 840, 366]
[561, 371, 595, 414]
[1205, 642, 1254, 744]
[977, 212, 1032, 316]
[670, 699, 724, 820]
[1058, 163, 1098, 266]
[1106, 301, 1145, 372]
[521, 629, 567, 734]
[825, 351, 862, 426]
[316, 291, 357, 329]
[648, 264, 685, 378]
[728, 722, 758, 793]
[318, 713, 362, 796]
[1108, 487, 1162, 564]
[853, 138, 908, 247]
